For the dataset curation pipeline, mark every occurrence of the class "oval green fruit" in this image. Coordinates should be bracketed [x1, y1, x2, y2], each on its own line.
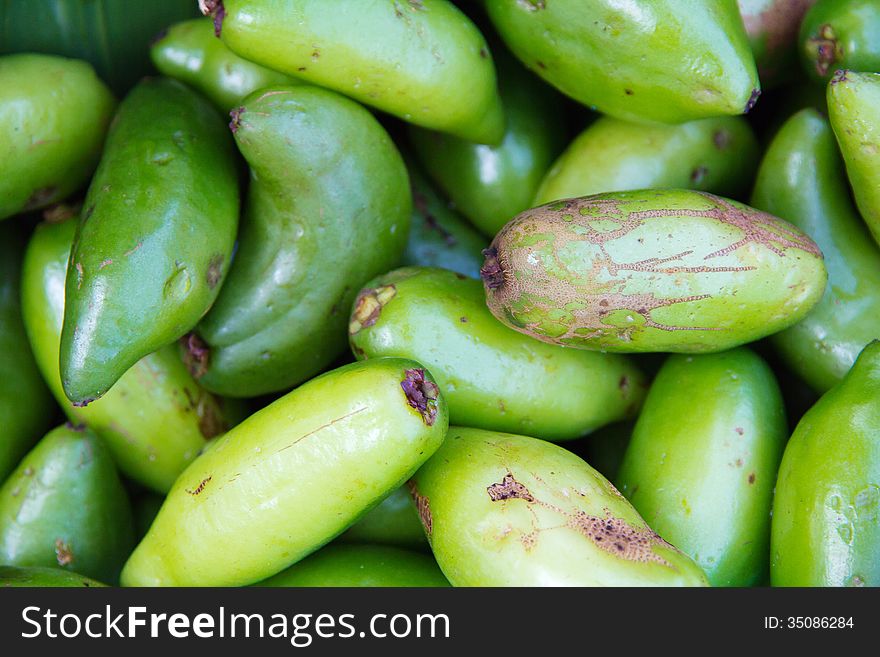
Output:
[482, 190, 827, 353]
[738, 0, 817, 87]
[257, 544, 449, 587]
[410, 426, 709, 586]
[350, 266, 645, 441]
[616, 348, 787, 587]
[0, 565, 106, 588]
[799, 0, 880, 83]
[121, 358, 448, 587]
[771, 340, 880, 586]
[203, 0, 504, 144]
[339, 486, 428, 550]
[190, 86, 410, 397]
[0, 53, 115, 220]
[0, 423, 134, 584]
[751, 109, 880, 392]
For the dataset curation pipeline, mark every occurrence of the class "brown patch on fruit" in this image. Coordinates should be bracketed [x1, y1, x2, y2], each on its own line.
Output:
[206, 254, 224, 288]
[407, 479, 432, 536]
[195, 393, 226, 439]
[713, 129, 731, 150]
[808, 25, 840, 77]
[181, 333, 210, 379]
[229, 106, 244, 133]
[186, 476, 212, 496]
[23, 186, 57, 211]
[480, 247, 506, 290]
[401, 368, 440, 426]
[42, 203, 81, 223]
[487, 473, 535, 502]
[349, 285, 397, 334]
[748, 472, 756, 485]
[55, 539, 74, 566]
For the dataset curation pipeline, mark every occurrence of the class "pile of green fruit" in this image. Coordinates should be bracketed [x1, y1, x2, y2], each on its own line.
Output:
[1, 0, 878, 588]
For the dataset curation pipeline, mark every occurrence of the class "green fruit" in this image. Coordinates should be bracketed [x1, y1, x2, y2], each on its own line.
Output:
[616, 348, 787, 586]
[751, 109, 880, 392]
[150, 17, 298, 111]
[738, 0, 817, 87]
[0, 53, 114, 220]
[203, 0, 504, 144]
[190, 86, 410, 397]
[350, 267, 646, 441]
[0, 423, 134, 583]
[410, 426, 709, 586]
[827, 70, 880, 246]
[485, 0, 760, 124]
[121, 358, 448, 587]
[408, 49, 566, 235]
[482, 190, 827, 353]
[257, 544, 449, 587]
[339, 486, 428, 550]
[22, 217, 234, 493]
[60, 77, 239, 406]
[799, 0, 880, 83]
[771, 340, 880, 586]
[0, 565, 106, 587]
[534, 116, 760, 205]
[0, 223, 54, 481]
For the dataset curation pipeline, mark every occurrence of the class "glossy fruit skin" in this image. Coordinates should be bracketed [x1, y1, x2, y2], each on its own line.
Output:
[22, 218, 234, 493]
[0, 53, 115, 220]
[751, 109, 880, 392]
[771, 340, 880, 586]
[534, 116, 760, 205]
[482, 190, 827, 353]
[339, 486, 429, 550]
[206, 0, 504, 144]
[150, 17, 297, 111]
[616, 348, 787, 587]
[799, 0, 880, 83]
[121, 358, 448, 587]
[827, 70, 880, 246]
[350, 267, 646, 441]
[738, 0, 817, 87]
[485, 0, 759, 125]
[0, 424, 134, 584]
[59, 77, 239, 406]
[0, 223, 54, 481]
[191, 86, 410, 397]
[408, 50, 566, 236]
[402, 161, 487, 280]
[256, 544, 449, 587]
[0, 565, 106, 587]
[410, 426, 709, 586]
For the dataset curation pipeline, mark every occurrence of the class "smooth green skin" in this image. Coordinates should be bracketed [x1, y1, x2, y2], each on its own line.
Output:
[0, 53, 115, 220]
[799, 0, 880, 83]
[0, 565, 106, 588]
[22, 218, 234, 493]
[0, 424, 134, 584]
[339, 486, 428, 550]
[738, 0, 817, 87]
[402, 162, 487, 280]
[616, 349, 787, 587]
[751, 109, 880, 392]
[150, 17, 297, 111]
[827, 70, 880, 246]
[193, 86, 410, 397]
[256, 544, 449, 587]
[411, 427, 709, 586]
[209, 0, 504, 144]
[121, 358, 449, 587]
[60, 77, 239, 406]
[771, 340, 880, 587]
[351, 267, 646, 441]
[485, 0, 759, 125]
[534, 116, 760, 205]
[408, 51, 566, 236]
[0, 224, 54, 481]
[483, 190, 827, 354]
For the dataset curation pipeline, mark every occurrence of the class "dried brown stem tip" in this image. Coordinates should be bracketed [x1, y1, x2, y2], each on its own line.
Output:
[199, 0, 226, 37]
[229, 106, 244, 133]
[401, 368, 440, 426]
[181, 333, 210, 379]
[480, 247, 505, 290]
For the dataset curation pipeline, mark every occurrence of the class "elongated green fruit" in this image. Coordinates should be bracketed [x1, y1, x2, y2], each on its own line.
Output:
[751, 109, 880, 392]
[150, 17, 297, 111]
[121, 358, 448, 587]
[350, 267, 645, 441]
[616, 349, 787, 587]
[738, 0, 817, 87]
[190, 86, 410, 397]
[408, 49, 566, 235]
[485, 0, 760, 125]
[0, 223, 54, 481]
[257, 544, 449, 587]
[0, 424, 134, 584]
[0, 53, 114, 220]
[339, 486, 429, 550]
[772, 341, 880, 586]
[202, 0, 504, 144]
[482, 190, 827, 353]
[799, 0, 880, 83]
[0, 566, 106, 588]
[22, 218, 235, 493]
[534, 116, 760, 205]
[828, 70, 880, 246]
[60, 78, 239, 406]
[410, 427, 709, 586]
